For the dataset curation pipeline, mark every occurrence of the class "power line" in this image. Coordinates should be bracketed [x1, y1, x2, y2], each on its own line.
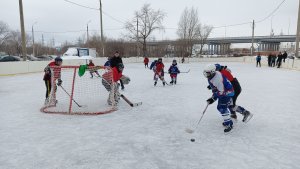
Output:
[213, 0, 286, 29]
[63, 0, 98, 10]
[63, 0, 126, 24]
[25, 27, 125, 34]
[256, 0, 286, 23]
[34, 30, 85, 33]
[102, 11, 126, 24]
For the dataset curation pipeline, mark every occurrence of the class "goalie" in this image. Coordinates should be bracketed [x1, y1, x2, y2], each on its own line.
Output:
[43, 56, 63, 105]
[102, 63, 130, 106]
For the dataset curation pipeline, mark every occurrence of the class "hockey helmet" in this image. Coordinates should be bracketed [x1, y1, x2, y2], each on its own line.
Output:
[203, 64, 216, 79]
[55, 56, 62, 62]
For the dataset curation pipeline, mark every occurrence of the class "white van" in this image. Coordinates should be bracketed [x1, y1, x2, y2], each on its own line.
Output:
[62, 47, 97, 60]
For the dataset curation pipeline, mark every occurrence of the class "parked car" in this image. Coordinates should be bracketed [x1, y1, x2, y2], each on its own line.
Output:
[48, 55, 57, 59]
[0, 55, 20, 62]
[36, 55, 52, 61]
[26, 55, 41, 61]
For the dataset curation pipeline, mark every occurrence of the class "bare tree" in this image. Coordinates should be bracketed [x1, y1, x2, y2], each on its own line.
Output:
[196, 24, 213, 55]
[5, 30, 30, 56]
[125, 3, 165, 57]
[177, 7, 213, 57]
[0, 21, 11, 51]
[177, 7, 199, 57]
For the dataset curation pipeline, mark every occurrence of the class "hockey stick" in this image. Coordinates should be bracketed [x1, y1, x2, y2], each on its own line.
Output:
[180, 69, 190, 73]
[164, 69, 190, 74]
[120, 94, 142, 107]
[60, 85, 85, 108]
[185, 103, 209, 134]
[96, 73, 141, 107]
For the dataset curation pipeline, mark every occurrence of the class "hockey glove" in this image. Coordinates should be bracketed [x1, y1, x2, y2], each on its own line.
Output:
[57, 79, 62, 86]
[206, 97, 215, 104]
[212, 87, 218, 93]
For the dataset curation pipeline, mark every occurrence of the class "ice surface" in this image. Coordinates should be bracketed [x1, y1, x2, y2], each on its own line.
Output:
[1, 62, 300, 169]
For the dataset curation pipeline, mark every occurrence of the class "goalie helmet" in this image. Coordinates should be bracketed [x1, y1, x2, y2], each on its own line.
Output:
[55, 56, 62, 62]
[203, 64, 216, 79]
[121, 75, 130, 85]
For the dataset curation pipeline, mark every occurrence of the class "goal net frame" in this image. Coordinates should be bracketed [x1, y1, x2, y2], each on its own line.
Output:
[40, 65, 117, 115]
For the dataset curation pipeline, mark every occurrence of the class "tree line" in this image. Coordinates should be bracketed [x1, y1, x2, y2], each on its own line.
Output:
[0, 4, 213, 58]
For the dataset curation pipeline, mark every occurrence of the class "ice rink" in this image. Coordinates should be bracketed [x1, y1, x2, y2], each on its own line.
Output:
[1, 61, 300, 169]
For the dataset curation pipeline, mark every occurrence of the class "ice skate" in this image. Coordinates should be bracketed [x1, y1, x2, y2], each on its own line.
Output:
[242, 111, 253, 123]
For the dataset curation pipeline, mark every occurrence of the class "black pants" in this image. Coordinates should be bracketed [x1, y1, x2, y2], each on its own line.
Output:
[120, 79, 124, 89]
[256, 61, 261, 67]
[277, 61, 282, 68]
[231, 78, 241, 107]
[272, 61, 276, 67]
[45, 80, 52, 99]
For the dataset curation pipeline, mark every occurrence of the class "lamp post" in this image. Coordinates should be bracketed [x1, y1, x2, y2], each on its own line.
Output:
[270, 15, 274, 36]
[86, 20, 91, 48]
[32, 21, 37, 57]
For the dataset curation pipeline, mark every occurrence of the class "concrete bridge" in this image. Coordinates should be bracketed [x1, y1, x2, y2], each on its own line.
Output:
[147, 35, 296, 55]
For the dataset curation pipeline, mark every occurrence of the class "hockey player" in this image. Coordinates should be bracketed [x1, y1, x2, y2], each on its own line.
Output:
[104, 57, 111, 67]
[88, 60, 101, 78]
[203, 64, 235, 133]
[168, 59, 180, 85]
[43, 56, 63, 105]
[150, 60, 157, 70]
[110, 51, 125, 90]
[214, 63, 252, 122]
[102, 63, 124, 106]
[154, 58, 166, 86]
[144, 56, 149, 68]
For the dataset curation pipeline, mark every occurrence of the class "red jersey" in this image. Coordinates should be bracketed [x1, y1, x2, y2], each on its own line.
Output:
[102, 67, 122, 83]
[220, 69, 234, 82]
[155, 62, 164, 73]
[88, 62, 95, 66]
[43, 61, 61, 81]
[144, 57, 149, 64]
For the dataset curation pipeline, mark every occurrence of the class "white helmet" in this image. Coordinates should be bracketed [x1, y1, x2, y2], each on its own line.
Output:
[203, 64, 216, 79]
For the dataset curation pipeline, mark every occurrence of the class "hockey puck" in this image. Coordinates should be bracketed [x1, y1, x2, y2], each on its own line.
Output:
[190, 138, 195, 142]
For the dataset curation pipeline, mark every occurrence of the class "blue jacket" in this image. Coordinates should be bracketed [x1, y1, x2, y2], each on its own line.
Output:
[150, 61, 157, 70]
[104, 60, 111, 67]
[256, 55, 261, 61]
[168, 64, 180, 74]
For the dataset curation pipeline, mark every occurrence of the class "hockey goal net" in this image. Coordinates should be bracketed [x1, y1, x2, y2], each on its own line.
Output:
[40, 65, 117, 115]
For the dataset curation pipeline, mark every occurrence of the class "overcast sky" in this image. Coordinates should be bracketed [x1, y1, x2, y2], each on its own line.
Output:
[0, 0, 298, 45]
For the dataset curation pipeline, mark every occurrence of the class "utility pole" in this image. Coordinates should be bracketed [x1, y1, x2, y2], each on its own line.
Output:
[295, 0, 300, 58]
[42, 34, 44, 46]
[86, 20, 91, 48]
[136, 15, 139, 57]
[19, 0, 27, 61]
[99, 0, 104, 57]
[251, 20, 255, 56]
[32, 22, 37, 57]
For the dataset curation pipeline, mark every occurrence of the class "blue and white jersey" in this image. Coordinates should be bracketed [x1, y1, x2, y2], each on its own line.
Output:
[208, 71, 234, 99]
